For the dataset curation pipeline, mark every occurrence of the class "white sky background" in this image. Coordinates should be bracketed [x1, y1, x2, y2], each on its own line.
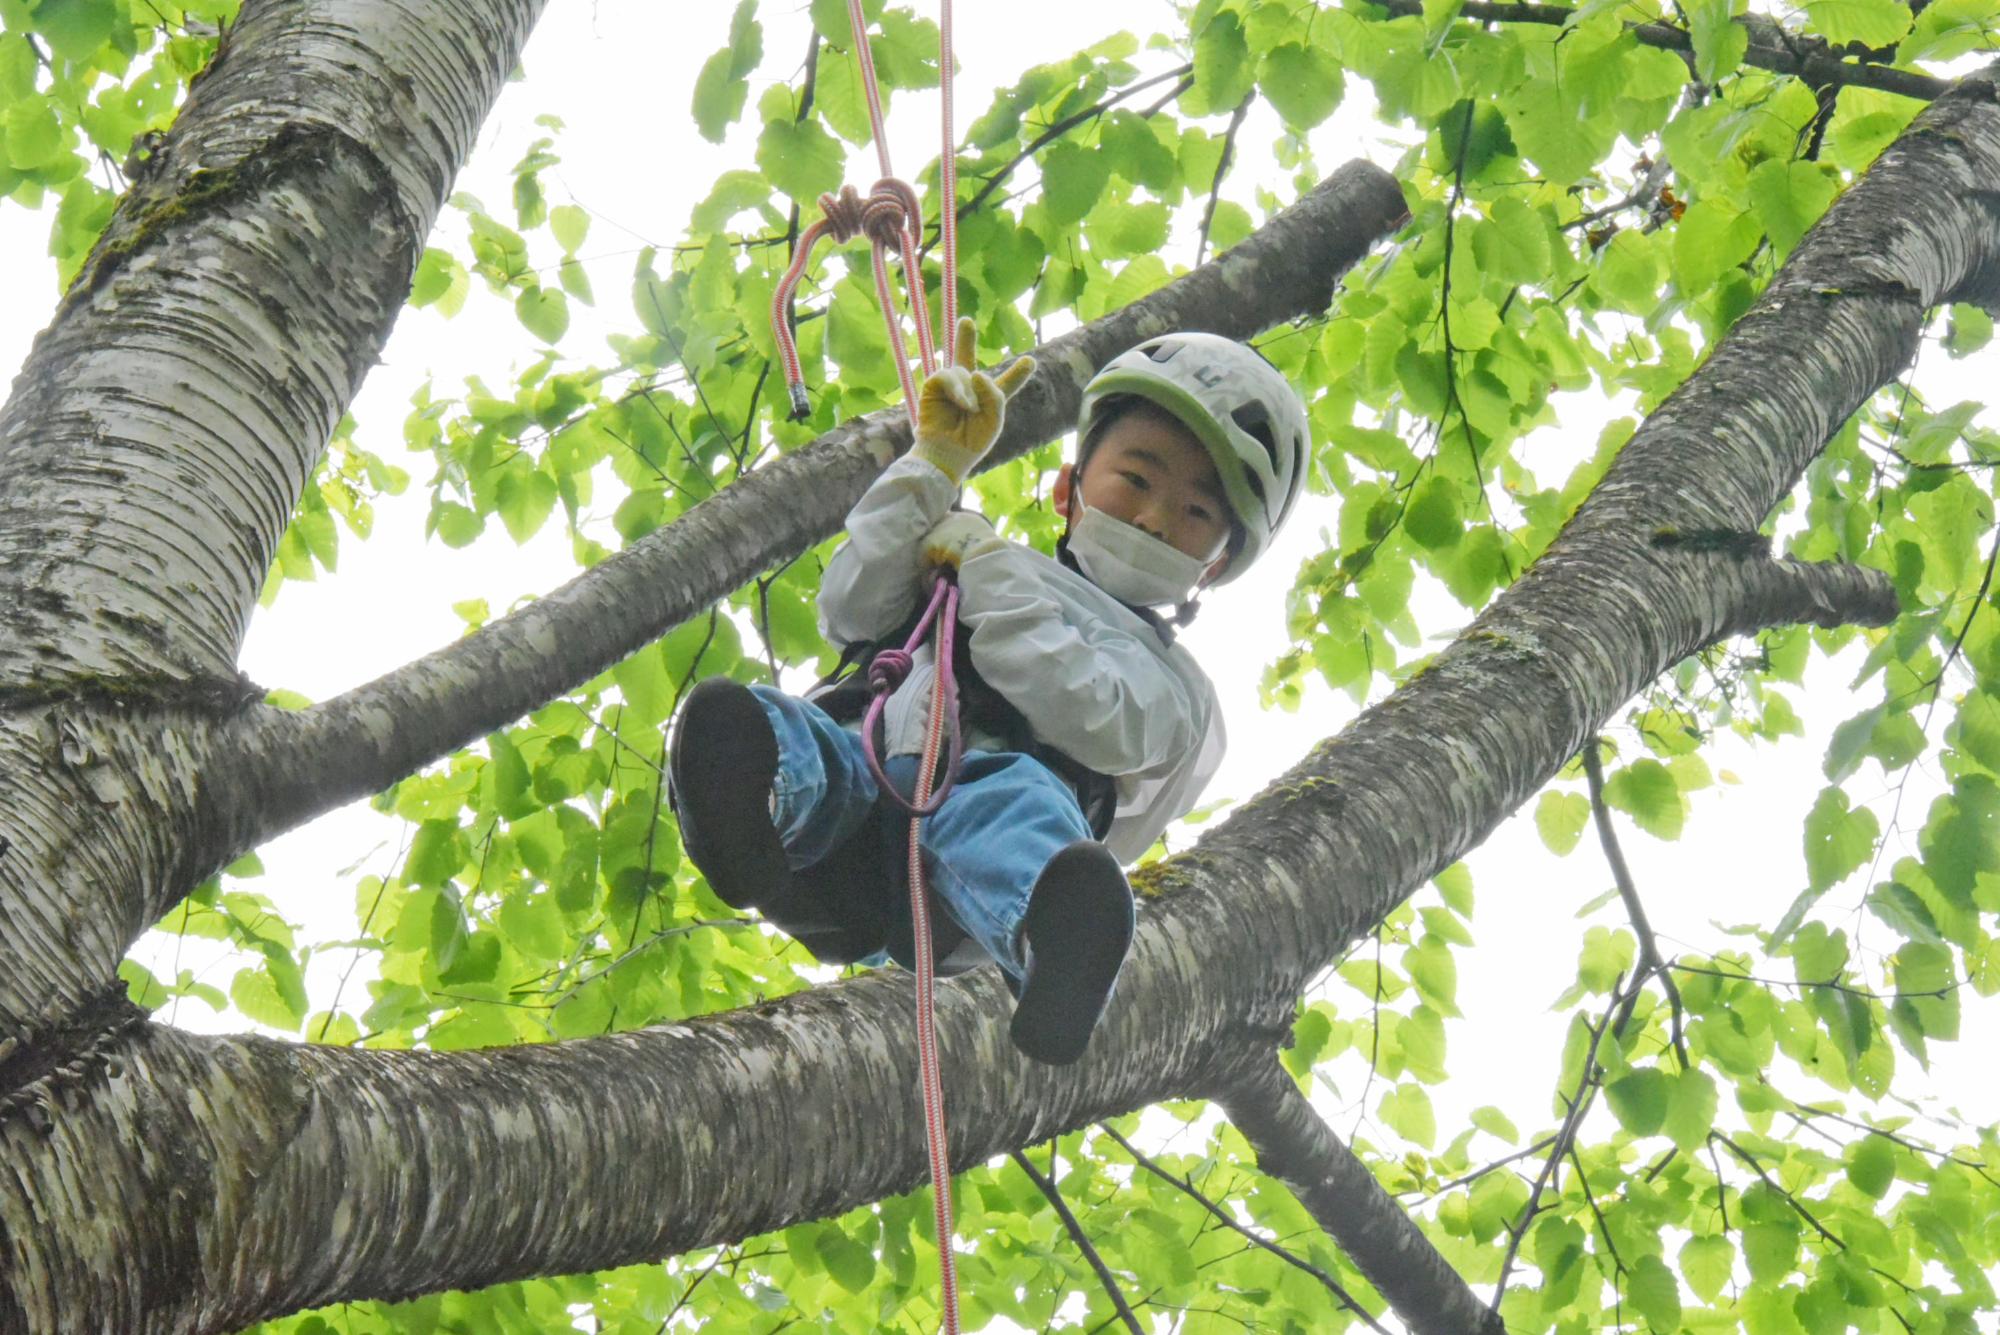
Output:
[2, 0, 1997, 1294]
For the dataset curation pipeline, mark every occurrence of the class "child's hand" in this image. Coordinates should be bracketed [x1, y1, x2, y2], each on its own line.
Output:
[921, 510, 1007, 577]
[910, 316, 1035, 484]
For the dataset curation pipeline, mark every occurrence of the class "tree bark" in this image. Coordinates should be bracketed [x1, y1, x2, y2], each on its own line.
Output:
[0, 0, 546, 1040]
[7, 12, 1999, 1334]
[1214, 1056, 1507, 1335]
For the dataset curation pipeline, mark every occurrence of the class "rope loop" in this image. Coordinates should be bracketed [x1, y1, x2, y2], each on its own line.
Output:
[868, 648, 915, 694]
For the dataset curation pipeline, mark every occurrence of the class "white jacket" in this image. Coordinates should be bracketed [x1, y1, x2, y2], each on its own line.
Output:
[818, 455, 1225, 863]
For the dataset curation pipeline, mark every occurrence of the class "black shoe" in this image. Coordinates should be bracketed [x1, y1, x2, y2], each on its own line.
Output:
[668, 678, 789, 910]
[1009, 841, 1134, 1066]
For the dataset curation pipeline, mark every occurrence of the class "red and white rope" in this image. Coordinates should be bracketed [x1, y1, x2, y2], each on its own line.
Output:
[767, 6, 964, 1326]
[908, 588, 961, 1334]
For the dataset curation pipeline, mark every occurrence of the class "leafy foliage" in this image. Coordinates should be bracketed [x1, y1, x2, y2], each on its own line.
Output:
[30, 0, 2000, 1327]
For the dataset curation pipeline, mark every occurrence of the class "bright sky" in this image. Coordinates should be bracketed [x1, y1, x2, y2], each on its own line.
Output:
[3, 0, 1995, 1288]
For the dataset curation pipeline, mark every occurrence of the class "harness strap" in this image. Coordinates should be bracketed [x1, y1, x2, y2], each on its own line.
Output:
[861, 575, 965, 817]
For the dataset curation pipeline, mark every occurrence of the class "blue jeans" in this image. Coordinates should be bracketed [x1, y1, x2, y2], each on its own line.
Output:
[749, 685, 1096, 982]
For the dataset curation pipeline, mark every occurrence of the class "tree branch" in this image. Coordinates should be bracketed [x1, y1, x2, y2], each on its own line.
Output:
[1096, 1121, 1392, 1332]
[21, 54, 2000, 1335]
[1372, 0, 1950, 102]
[219, 161, 1409, 880]
[1212, 1055, 1501, 1335]
[1580, 738, 1689, 1066]
[1194, 95, 1252, 269]
[1008, 1148, 1144, 1333]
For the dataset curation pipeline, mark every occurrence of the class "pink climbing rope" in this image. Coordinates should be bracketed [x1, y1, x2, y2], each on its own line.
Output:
[769, 6, 966, 1325]
[769, 0, 955, 428]
[858, 573, 964, 1334]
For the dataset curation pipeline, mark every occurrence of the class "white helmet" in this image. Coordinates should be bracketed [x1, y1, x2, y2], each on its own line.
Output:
[1076, 332, 1310, 583]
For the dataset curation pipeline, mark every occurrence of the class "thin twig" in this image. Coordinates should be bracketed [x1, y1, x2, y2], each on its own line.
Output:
[1194, 96, 1252, 268]
[1009, 1149, 1144, 1333]
[1491, 984, 1625, 1306]
[1097, 1124, 1390, 1333]
[1581, 739, 1690, 1065]
[1410, 1135, 1561, 1202]
[951, 65, 1194, 228]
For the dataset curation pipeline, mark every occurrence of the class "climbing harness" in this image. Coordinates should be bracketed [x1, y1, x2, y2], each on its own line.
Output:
[770, 0, 959, 429]
[767, 3, 965, 1328]
[859, 575, 965, 818]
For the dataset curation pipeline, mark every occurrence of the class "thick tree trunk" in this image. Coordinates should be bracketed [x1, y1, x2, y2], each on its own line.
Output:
[11, 60, 1994, 1335]
[0, 0, 546, 1040]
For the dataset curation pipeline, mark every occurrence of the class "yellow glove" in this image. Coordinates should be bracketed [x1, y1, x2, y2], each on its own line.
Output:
[921, 510, 1008, 578]
[910, 316, 1036, 485]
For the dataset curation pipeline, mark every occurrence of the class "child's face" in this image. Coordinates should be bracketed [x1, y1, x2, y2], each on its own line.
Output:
[1055, 404, 1234, 578]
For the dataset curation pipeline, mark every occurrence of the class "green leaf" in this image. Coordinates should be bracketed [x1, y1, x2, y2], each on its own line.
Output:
[1945, 302, 1993, 358]
[1847, 1133, 1897, 1198]
[755, 115, 845, 200]
[1535, 790, 1591, 856]
[1578, 925, 1635, 992]
[1594, 230, 1664, 311]
[1471, 1105, 1519, 1144]
[1662, 1068, 1718, 1151]
[515, 286, 570, 345]
[1627, 1254, 1681, 1333]
[1672, 196, 1760, 297]
[407, 820, 467, 889]
[692, 48, 751, 143]
[1681, 1234, 1734, 1304]
[32, 0, 119, 62]
[496, 469, 558, 543]
[1603, 759, 1686, 840]
[1404, 475, 1461, 549]
[5, 99, 65, 170]
[1742, 1220, 1800, 1281]
[1258, 43, 1342, 130]
[1605, 1067, 1670, 1136]
[611, 647, 674, 727]
[1406, 936, 1461, 1017]
[1805, 0, 1913, 46]
[1688, 0, 1749, 82]
[1748, 159, 1838, 258]
[814, 1227, 876, 1293]
[1379, 1083, 1437, 1148]
[550, 204, 590, 255]
[727, 0, 765, 73]
[1188, 10, 1254, 116]
[230, 965, 303, 1032]
[1434, 861, 1475, 916]
[1039, 139, 1109, 225]
[1804, 785, 1879, 893]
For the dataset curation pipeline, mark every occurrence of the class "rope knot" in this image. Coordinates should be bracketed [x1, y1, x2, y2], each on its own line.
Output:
[868, 648, 915, 694]
[861, 178, 920, 249]
[816, 185, 868, 244]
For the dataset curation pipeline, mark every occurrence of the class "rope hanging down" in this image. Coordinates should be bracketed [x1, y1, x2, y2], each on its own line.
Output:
[766, 4, 965, 1331]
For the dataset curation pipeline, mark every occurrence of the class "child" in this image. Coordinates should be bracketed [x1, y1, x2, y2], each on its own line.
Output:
[671, 320, 1309, 1064]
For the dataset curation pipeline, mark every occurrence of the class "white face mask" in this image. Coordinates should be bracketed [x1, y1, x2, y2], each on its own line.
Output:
[1065, 499, 1212, 607]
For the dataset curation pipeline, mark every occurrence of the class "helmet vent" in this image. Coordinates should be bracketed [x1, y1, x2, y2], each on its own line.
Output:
[1141, 341, 1179, 362]
[1231, 402, 1280, 466]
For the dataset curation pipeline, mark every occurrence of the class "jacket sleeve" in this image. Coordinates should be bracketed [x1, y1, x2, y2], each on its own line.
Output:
[818, 454, 960, 647]
[952, 544, 1201, 778]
